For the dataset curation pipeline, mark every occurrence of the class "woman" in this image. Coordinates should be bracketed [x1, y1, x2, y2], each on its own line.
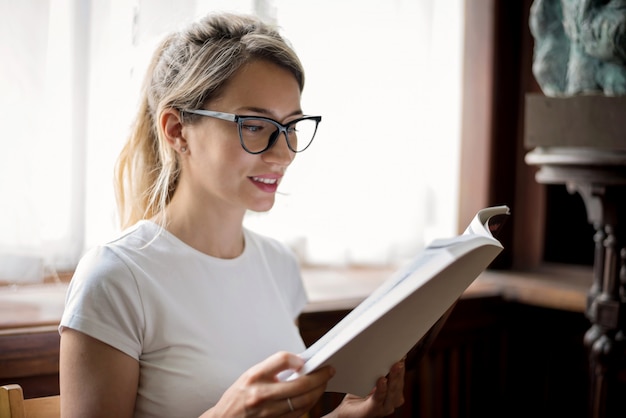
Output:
[59, 12, 405, 417]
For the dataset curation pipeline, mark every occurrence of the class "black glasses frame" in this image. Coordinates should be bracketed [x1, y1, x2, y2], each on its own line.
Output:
[182, 109, 322, 154]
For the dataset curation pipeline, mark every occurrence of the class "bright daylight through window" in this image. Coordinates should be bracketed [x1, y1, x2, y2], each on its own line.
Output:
[0, 0, 463, 283]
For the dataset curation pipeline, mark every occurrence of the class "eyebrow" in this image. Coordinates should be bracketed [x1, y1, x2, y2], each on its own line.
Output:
[236, 106, 304, 120]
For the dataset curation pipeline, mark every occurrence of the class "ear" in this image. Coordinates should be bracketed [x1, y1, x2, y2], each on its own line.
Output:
[160, 108, 188, 153]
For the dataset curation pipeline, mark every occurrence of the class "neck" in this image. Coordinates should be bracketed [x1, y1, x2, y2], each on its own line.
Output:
[161, 189, 246, 260]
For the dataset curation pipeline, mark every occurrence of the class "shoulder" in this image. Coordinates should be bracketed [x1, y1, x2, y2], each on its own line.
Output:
[70, 222, 161, 292]
[67, 245, 138, 306]
[74, 245, 131, 283]
[106, 221, 161, 252]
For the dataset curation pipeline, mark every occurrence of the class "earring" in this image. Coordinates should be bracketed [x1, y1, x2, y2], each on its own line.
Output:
[180, 146, 187, 153]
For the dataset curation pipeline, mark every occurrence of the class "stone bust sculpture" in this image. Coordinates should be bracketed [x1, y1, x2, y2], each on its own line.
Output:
[529, 0, 626, 96]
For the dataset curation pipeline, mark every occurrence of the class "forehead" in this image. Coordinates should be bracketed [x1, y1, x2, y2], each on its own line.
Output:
[212, 60, 302, 115]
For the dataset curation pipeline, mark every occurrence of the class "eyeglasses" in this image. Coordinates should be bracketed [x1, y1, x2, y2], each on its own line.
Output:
[181, 109, 322, 154]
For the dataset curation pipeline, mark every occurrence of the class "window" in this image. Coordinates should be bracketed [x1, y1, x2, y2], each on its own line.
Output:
[1, 0, 89, 280]
[0, 0, 464, 282]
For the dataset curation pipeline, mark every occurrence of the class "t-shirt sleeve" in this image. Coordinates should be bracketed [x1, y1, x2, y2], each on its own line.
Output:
[59, 246, 144, 360]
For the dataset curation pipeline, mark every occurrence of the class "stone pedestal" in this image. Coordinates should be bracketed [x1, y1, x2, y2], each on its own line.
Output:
[525, 94, 626, 418]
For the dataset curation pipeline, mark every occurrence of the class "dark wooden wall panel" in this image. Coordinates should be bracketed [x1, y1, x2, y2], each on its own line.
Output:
[0, 295, 589, 417]
[0, 327, 60, 398]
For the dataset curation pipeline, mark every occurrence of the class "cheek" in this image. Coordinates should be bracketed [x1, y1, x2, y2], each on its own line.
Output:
[185, 124, 257, 179]
[189, 123, 243, 157]
[191, 138, 252, 181]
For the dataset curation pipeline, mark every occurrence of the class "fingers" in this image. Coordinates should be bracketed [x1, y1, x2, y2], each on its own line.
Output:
[279, 379, 328, 417]
[247, 352, 335, 397]
[368, 359, 405, 415]
[277, 365, 334, 405]
[250, 351, 305, 380]
[334, 359, 406, 417]
[277, 366, 334, 417]
[216, 353, 333, 417]
[250, 354, 333, 412]
[383, 359, 406, 410]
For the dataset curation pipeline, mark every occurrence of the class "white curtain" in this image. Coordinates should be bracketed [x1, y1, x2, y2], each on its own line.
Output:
[1, 0, 89, 281]
[0, 0, 463, 282]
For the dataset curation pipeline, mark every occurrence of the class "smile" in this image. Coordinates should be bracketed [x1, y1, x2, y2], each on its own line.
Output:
[251, 176, 278, 185]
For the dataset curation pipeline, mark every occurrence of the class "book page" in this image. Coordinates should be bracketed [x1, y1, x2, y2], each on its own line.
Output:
[284, 205, 510, 396]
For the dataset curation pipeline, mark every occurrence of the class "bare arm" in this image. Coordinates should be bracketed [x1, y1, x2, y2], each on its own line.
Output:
[60, 323, 331, 417]
[60, 328, 139, 418]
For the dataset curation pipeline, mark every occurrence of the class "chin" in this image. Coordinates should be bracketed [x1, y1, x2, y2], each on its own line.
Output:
[249, 200, 275, 213]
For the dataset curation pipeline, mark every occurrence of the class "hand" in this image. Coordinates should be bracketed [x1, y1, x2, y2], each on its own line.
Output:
[330, 358, 406, 418]
[203, 351, 334, 417]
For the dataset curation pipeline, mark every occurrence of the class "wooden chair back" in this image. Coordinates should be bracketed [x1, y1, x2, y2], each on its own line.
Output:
[0, 385, 60, 418]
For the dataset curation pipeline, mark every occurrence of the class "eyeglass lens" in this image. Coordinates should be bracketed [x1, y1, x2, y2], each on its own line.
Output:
[239, 118, 318, 153]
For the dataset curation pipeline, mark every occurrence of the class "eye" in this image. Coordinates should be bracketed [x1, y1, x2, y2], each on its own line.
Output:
[240, 118, 277, 136]
[242, 123, 265, 134]
[286, 120, 303, 135]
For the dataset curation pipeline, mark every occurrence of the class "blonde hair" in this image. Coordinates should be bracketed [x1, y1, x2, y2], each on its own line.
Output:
[114, 12, 305, 229]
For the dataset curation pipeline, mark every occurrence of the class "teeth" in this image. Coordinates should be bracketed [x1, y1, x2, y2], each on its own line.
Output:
[252, 177, 277, 185]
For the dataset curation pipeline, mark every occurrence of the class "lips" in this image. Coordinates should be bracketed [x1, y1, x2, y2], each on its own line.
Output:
[249, 175, 281, 192]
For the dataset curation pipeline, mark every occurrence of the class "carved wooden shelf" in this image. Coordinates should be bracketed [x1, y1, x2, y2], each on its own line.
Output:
[525, 94, 626, 418]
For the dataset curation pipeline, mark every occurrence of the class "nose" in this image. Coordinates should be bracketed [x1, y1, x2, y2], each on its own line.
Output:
[262, 130, 295, 166]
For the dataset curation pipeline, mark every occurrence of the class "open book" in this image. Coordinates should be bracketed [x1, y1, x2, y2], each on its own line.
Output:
[283, 205, 510, 396]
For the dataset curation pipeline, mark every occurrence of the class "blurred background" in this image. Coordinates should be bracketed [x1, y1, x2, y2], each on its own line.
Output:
[0, 0, 464, 280]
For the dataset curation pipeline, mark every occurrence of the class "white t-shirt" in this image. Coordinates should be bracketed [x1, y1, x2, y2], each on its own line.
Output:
[60, 221, 307, 418]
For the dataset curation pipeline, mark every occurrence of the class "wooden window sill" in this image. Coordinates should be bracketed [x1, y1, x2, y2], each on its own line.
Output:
[301, 262, 591, 314]
[0, 263, 592, 332]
